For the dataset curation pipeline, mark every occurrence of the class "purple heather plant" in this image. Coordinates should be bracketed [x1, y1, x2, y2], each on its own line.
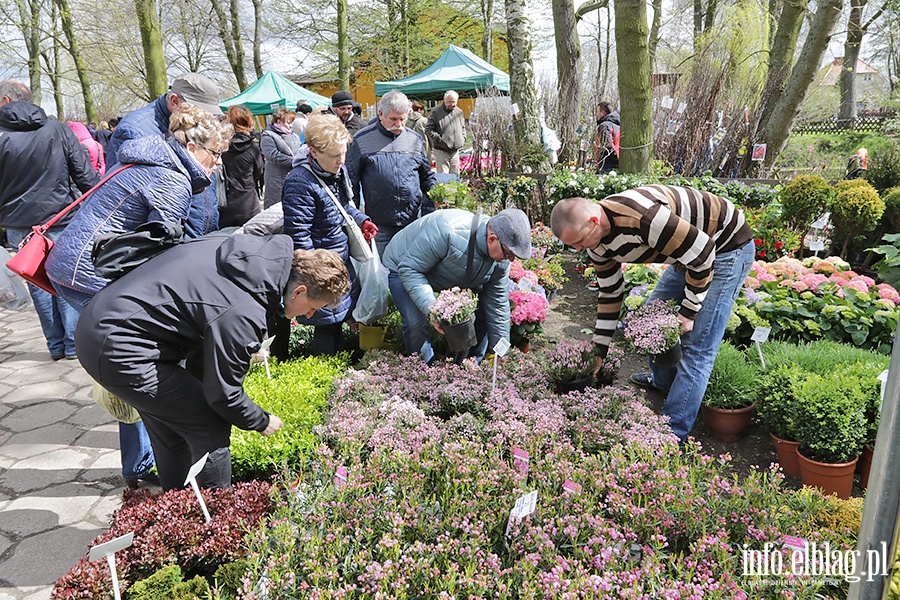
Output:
[543, 339, 598, 383]
[429, 286, 478, 325]
[622, 298, 683, 355]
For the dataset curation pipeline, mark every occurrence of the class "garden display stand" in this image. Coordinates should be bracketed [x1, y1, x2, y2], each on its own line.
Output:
[700, 402, 756, 442]
[769, 432, 801, 477]
[796, 450, 858, 499]
[650, 339, 682, 368]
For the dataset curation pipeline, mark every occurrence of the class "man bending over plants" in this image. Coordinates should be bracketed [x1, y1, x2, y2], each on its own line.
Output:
[75, 235, 349, 490]
[550, 186, 754, 441]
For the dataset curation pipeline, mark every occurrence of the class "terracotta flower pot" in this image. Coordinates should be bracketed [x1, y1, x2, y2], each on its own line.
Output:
[554, 375, 594, 395]
[797, 450, 858, 499]
[358, 324, 387, 351]
[701, 402, 756, 442]
[769, 432, 801, 477]
[858, 444, 875, 490]
[651, 340, 682, 368]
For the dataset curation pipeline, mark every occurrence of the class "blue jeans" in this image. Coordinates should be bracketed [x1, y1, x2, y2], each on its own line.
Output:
[6, 227, 79, 358]
[647, 240, 756, 441]
[55, 282, 156, 481]
[388, 270, 489, 363]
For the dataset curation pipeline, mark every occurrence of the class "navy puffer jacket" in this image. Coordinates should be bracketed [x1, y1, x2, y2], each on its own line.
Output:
[346, 120, 436, 228]
[46, 135, 212, 294]
[282, 156, 367, 325]
[105, 95, 170, 166]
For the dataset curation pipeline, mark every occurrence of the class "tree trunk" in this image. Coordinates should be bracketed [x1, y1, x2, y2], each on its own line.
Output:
[648, 0, 662, 72]
[134, 0, 168, 97]
[53, 0, 96, 122]
[693, 0, 702, 50]
[40, 1, 65, 118]
[15, 0, 43, 104]
[758, 0, 844, 171]
[481, 0, 494, 62]
[252, 0, 263, 79]
[209, 0, 248, 90]
[337, 0, 350, 90]
[838, 0, 866, 121]
[759, 0, 808, 121]
[552, 0, 582, 164]
[615, 0, 653, 174]
[504, 0, 549, 172]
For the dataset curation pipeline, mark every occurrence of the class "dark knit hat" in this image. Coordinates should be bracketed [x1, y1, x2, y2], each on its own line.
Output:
[490, 208, 532, 260]
[297, 103, 313, 114]
[331, 91, 353, 107]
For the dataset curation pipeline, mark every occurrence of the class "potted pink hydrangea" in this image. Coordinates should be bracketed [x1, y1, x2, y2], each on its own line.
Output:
[622, 299, 683, 367]
[430, 287, 479, 353]
[509, 290, 549, 350]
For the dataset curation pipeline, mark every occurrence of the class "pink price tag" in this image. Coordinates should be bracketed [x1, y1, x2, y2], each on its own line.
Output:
[512, 448, 529, 476]
[334, 466, 348, 488]
[562, 480, 581, 495]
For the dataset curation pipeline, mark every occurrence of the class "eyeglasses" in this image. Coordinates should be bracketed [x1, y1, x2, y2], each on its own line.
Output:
[199, 144, 222, 160]
[501, 245, 516, 261]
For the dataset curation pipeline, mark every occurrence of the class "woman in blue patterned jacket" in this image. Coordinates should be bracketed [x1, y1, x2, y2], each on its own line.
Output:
[282, 114, 378, 355]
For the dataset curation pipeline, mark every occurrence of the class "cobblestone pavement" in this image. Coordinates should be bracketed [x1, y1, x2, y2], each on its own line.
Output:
[0, 306, 125, 599]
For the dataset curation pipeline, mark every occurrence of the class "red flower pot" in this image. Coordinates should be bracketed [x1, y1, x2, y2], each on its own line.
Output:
[769, 432, 801, 477]
[797, 450, 858, 499]
[858, 444, 874, 490]
[701, 403, 756, 442]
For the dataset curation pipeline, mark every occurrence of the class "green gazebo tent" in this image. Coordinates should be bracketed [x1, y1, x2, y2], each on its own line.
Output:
[219, 70, 330, 115]
[374, 45, 510, 99]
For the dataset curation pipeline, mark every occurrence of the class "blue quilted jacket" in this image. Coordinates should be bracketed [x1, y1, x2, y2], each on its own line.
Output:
[105, 95, 170, 166]
[346, 120, 436, 228]
[282, 156, 367, 325]
[46, 135, 212, 294]
[382, 209, 511, 348]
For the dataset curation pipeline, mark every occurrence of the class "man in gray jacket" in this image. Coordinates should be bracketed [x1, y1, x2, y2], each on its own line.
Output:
[382, 207, 532, 363]
[425, 90, 465, 175]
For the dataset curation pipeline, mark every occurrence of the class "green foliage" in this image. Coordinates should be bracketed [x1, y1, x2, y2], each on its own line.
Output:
[870, 232, 900, 288]
[743, 204, 803, 260]
[831, 179, 885, 239]
[880, 187, 900, 232]
[545, 168, 655, 204]
[213, 561, 250, 600]
[778, 174, 833, 228]
[428, 180, 477, 211]
[774, 132, 892, 182]
[235, 356, 349, 479]
[868, 140, 900, 193]
[792, 371, 867, 464]
[723, 181, 780, 209]
[757, 364, 807, 441]
[126, 564, 182, 599]
[702, 341, 759, 409]
[479, 176, 537, 213]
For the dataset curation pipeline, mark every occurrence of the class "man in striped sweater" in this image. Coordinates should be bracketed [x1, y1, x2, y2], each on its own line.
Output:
[550, 185, 755, 441]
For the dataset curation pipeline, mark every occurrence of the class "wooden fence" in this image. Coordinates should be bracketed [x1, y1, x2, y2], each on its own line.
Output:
[793, 113, 896, 135]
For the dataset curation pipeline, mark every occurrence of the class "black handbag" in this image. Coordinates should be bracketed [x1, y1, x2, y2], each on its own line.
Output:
[91, 220, 184, 281]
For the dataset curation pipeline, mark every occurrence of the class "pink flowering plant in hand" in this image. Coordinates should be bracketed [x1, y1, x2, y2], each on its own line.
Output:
[544, 340, 598, 383]
[429, 286, 478, 325]
[622, 299, 683, 355]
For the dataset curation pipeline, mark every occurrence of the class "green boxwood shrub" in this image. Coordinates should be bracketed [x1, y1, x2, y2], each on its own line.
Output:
[703, 341, 758, 409]
[868, 140, 900, 193]
[831, 179, 885, 258]
[757, 364, 807, 441]
[792, 371, 867, 464]
[126, 564, 211, 600]
[880, 187, 900, 232]
[778, 174, 833, 228]
[235, 355, 348, 479]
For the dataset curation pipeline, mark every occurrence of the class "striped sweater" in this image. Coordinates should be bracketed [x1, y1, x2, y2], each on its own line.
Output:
[586, 185, 752, 357]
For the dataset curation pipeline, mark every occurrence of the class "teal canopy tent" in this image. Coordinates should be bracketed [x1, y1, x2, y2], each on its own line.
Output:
[374, 45, 510, 99]
[219, 70, 330, 115]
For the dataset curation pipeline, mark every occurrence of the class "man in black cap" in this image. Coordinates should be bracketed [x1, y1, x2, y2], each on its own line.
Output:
[382, 207, 532, 363]
[327, 90, 365, 134]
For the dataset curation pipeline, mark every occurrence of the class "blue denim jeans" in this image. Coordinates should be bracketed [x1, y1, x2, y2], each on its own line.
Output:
[647, 240, 756, 441]
[388, 270, 489, 363]
[6, 227, 79, 358]
[55, 282, 156, 481]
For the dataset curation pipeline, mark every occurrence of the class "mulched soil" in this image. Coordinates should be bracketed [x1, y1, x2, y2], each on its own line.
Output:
[539, 253, 868, 496]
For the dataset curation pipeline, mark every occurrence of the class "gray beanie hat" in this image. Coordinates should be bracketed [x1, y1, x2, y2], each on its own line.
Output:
[490, 208, 532, 260]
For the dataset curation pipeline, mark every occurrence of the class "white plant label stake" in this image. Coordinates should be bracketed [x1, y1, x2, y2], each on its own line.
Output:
[492, 338, 511, 391]
[89, 532, 134, 600]
[259, 335, 275, 379]
[505, 490, 538, 536]
[184, 452, 212, 523]
[751, 326, 771, 369]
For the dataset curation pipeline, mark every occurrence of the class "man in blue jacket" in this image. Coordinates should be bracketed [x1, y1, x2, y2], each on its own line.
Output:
[382, 207, 532, 363]
[0, 80, 99, 360]
[346, 89, 436, 255]
[105, 73, 223, 237]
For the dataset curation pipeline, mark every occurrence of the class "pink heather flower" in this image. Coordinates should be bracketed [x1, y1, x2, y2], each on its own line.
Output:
[878, 285, 900, 304]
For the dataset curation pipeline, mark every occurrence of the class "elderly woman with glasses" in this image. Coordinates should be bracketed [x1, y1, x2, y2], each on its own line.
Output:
[44, 103, 232, 490]
[281, 113, 378, 355]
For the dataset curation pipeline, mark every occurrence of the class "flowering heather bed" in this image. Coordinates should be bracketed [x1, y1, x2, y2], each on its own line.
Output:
[729, 256, 900, 353]
[240, 353, 859, 599]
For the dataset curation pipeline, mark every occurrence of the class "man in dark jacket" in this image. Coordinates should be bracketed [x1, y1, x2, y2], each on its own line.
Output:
[596, 101, 620, 172]
[106, 73, 223, 237]
[425, 90, 465, 175]
[346, 89, 437, 254]
[326, 91, 366, 134]
[75, 235, 349, 490]
[0, 80, 99, 360]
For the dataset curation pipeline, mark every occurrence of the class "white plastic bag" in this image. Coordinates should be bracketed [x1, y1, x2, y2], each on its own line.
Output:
[352, 240, 390, 324]
[0, 247, 31, 311]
